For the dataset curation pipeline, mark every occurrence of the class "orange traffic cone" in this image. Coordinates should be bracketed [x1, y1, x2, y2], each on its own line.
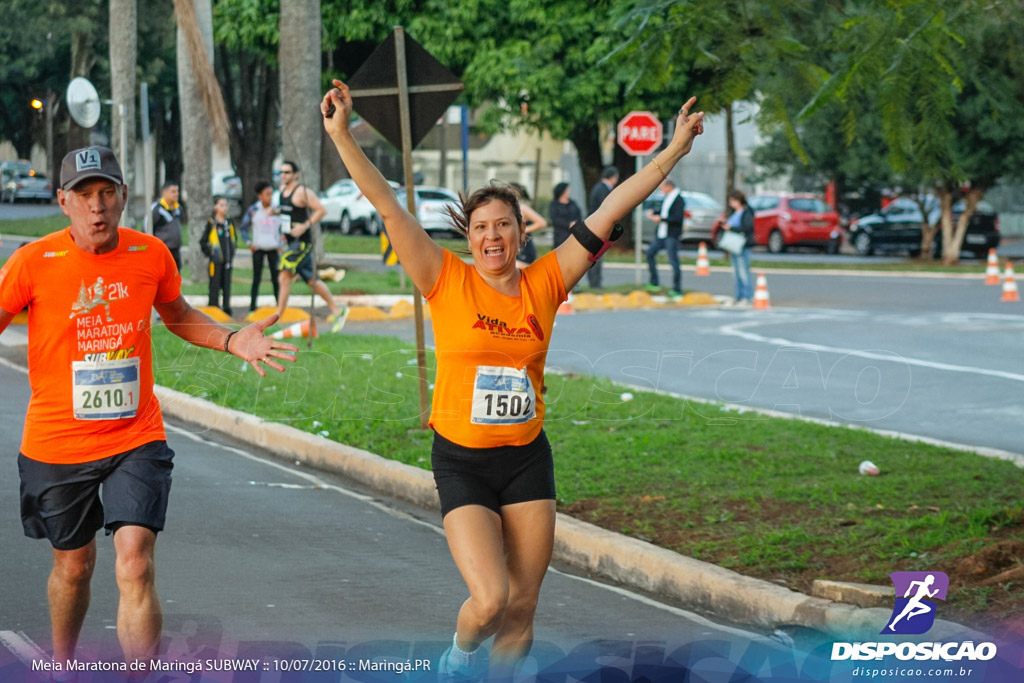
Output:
[271, 319, 319, 339]
[753, 272, 771, 310]
[695, 242, 711, 276]
[1002, 262, 1020, 303]
[985, 249, 1001, 285]
[557, 300, 576, 316]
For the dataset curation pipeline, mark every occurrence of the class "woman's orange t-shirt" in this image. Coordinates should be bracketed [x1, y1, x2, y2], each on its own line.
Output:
[0, 228, 181, 464]
[425, 249, 567, 448]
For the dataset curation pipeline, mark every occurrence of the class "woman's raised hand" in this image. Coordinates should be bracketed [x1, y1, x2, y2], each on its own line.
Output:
[669, 97, 705, 157]
[321, 79, 354, 138]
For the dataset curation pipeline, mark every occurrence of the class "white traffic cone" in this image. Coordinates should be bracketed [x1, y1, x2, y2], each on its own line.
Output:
[695, 242, 711, 276]
[753, 272, 771, 310]
[985, 249, 1000, 285]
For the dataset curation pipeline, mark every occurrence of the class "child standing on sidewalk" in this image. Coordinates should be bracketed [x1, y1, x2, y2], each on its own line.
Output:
[200, 196, 238, 316]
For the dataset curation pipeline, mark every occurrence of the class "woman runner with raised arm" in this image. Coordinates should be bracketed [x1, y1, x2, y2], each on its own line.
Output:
[321, 80, 703, 681]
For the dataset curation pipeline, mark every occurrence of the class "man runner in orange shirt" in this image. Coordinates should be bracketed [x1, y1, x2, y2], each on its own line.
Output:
[0, 147, 298, 666]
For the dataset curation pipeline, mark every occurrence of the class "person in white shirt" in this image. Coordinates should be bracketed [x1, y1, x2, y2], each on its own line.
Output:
[240, 181, 284, 312]
[643, 178, 686, 297]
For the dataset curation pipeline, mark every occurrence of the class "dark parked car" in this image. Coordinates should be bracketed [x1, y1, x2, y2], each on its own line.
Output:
[848, 197, 1000, 257]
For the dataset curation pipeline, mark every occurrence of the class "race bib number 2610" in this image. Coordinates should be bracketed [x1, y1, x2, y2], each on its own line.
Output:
[470, 365, 536, 425]
[71, 357, 141, 420]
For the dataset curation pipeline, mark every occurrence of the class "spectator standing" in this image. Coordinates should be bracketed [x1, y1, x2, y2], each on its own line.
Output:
[644, 179, 685, 297]
[200, 196, 238, 316]
[147, 181, 186, 272]
[586, 166, 619, 288]
[510, 183, 547, 266]
[240, 181, 283, 312]
[725, 189, 755, 305]
[548, 182, 582, 249]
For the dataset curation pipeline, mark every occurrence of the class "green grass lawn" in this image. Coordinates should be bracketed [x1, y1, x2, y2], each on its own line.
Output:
[0, 212, 68, 238]
[150, 326, 1024, 622]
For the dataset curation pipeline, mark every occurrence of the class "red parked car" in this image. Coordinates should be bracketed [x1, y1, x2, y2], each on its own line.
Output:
[745, 193, 842, 253]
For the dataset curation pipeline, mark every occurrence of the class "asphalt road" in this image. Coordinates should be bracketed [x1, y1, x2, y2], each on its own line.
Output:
[0, 360, 804, 678]
[0, 201, 61, 221]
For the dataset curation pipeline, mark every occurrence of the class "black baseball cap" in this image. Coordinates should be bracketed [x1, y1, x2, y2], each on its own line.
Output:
[60, 146, 124, 191]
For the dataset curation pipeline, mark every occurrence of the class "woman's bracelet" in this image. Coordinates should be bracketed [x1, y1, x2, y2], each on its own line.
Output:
[223, 329, 239, 353]
[652, 158, 667, 178]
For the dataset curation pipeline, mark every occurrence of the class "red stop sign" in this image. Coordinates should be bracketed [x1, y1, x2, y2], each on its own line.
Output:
[617, 111, 663, 156]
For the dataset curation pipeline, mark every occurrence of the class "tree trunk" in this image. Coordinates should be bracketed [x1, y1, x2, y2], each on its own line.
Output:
[109, 0, 138, 228]
[216, 46, 279, 214]
[945, 186, 985, 266]
[279, 0, 323, 260]
[936, 188, 956, 265]
[572, 123, 603, 205]
[66, 30, 96, 152]
[725, 102, 736, 204]
[177, 0, 214, 283]
[909, 193, 937, 261]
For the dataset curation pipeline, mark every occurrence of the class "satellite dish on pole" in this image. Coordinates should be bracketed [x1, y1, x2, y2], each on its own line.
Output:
[66, 77, 101, 128]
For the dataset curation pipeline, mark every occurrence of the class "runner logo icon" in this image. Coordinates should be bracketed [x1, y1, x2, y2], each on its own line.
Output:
[883, 571, 948, 635]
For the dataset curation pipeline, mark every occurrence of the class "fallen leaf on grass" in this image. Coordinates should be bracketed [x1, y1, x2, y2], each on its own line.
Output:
[640, 495, 666, 503]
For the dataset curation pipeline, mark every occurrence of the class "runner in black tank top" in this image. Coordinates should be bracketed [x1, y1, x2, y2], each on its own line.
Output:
[273, 161, 347, 330]
[280, 188, 312, 245]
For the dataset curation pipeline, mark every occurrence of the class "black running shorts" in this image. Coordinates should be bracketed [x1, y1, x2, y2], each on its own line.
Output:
[19, 440, 175, 551]
[430, 430, 556, 517]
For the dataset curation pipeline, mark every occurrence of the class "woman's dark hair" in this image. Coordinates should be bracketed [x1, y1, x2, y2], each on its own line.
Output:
[553, 182, 569, 200]
[445, 181, 523, 238]
[728, 189, 749, 206]
[509, 182, 530, 202]
[255, 180, 272, 195]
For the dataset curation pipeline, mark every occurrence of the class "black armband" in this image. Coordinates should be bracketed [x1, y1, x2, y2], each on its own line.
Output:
[569, 220, 624, 262]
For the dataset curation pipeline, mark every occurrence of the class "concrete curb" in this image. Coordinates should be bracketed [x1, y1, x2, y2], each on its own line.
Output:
[152, 385, 981, 641]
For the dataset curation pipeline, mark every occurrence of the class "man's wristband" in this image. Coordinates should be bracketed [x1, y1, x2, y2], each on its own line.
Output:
[224, 329, 239, 353]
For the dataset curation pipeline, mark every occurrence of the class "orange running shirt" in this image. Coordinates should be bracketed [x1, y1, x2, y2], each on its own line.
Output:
[0, 227, 181, 464]
[426, 249, 567, 448]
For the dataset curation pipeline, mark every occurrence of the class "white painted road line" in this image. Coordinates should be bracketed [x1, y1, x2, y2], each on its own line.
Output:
[719, 319, 1024, 384]
[0, 630, 48, 668]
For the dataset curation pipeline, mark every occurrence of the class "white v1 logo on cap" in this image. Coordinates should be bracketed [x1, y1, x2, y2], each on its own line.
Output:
[76, 150, 101, 172]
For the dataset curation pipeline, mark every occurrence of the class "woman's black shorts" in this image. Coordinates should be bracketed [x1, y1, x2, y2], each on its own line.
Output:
[431, 430, 556, 517]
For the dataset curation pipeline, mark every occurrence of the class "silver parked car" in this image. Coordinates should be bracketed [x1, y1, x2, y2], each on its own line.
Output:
[1, 166, 53, 203]
[395, 186, 462, 236]
[321, 178, 401, 234]
[641, 190, 723, 244]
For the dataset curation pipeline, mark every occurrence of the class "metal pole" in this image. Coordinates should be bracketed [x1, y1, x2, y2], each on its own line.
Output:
[461, 104, 469, 193]
[532, 147, 541, 207]
[439, 109, 447, 187]
[395, 26, 431, 429]
[139, 82, 151, 221]
[45, 92, 55, 190]
[634, 155, 643, 286]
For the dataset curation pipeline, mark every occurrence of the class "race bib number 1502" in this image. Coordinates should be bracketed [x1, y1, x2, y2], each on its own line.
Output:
[470, 365, 536, 425]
